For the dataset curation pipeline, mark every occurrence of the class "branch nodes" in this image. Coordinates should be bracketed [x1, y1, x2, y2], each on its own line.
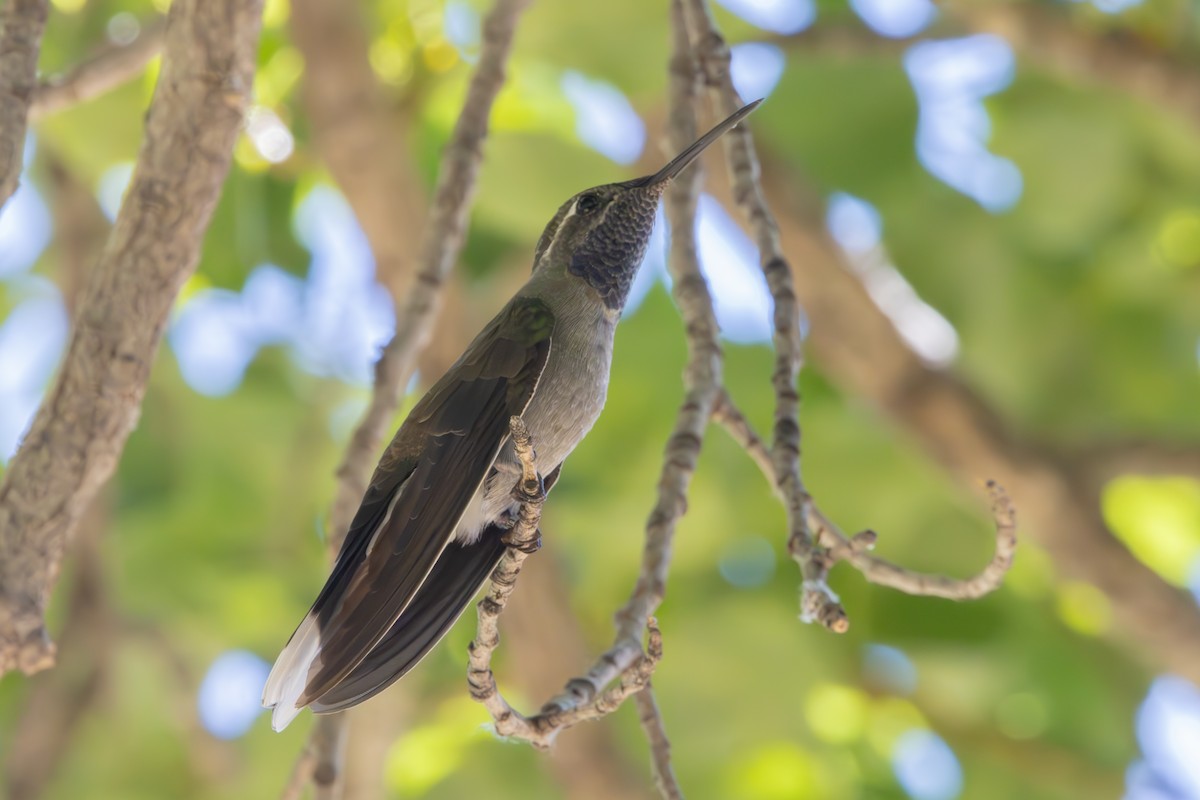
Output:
[681, 0, 1017, 633]
[468, 417, 664, 750]
[713, 389, 1018, 630]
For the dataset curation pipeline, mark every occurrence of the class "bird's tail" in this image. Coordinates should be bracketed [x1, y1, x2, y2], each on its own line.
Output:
[310, 531, 506, 713]
[262, 531, 506, 728]
[262, 614, 323, 731]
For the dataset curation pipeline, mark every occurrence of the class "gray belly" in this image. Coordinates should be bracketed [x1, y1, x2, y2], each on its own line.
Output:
[453, 325, 613, 542]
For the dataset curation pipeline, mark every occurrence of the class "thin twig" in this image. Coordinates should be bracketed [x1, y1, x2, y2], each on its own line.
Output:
[0, 0, 263, 679]
[467, 0, 721, 763]
[0, 0, 49, 210]
[635, 685, 683, 800]
[534, 0, 725, 723]
[681, 0, 843, 628]
[712, 390, 1016, 603]
[30, 17, 166, 120]
[746, 149, 1200, 681]
[468, 418, 663, 749]
[278, 748, 316, 800]
[467, 417, 548, 738]
[280, 0, 530, 794]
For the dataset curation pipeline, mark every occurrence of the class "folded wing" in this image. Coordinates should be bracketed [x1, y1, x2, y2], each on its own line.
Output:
[263, 297, 554, 729]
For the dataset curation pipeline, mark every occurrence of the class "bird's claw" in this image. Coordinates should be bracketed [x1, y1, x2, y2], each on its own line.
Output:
[511, 473, 545, 505]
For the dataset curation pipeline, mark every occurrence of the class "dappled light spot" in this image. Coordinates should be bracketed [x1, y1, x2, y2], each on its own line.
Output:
[0, 286, 68, 461]
[715, 0, 815, 35]
[723, 742, 829, 800]
[170, 265, 306, 396]
[827, 194, 958, 365]
[805, 683, 868, 744]
[170, 290, 263, 396]
[370, 37, 414, 86]
[423, 38, 460, 73]
[994, 691, 1048, 740]
[1002, 540, 1055, 599]
[731, 43, 786, 103]
[1190, 557, 1200, 606]
[0, 181, 50, 278]
[96, 162, 135, 222]
[50, 0, 85, 12]
[1078, 0, 1145, 12]
[106, 12, 140, 46]
[262, 0, 289, 28]
[866, 697, 928, 756]
[1132, 676, 1200, 797]
[827, 192, 882, 255]
[1125, 760, 1186, 800]
[168, 194, 397, 395]
[561, 71, 645, 165]
[863, 644, 917, 696]
[1154, 209, 1200, 271]
[858, 262, 958, 364]
[255, 47, 304, 108]
[696, 194, 773, 344]
[719, 535, 777, 588]
[1054, 580, 1112, 636]
[444, 0, 481, 58]
[892, 729, 963, 800]
[329, 395, 371, 443]
[850, 0, 936, 38]
[1102, 476, 1200, 586]
[245, 107, 295, 164]
[197, 650, 270, 740]
[905, 36, 1022, 212]
[384, 696, 488, 796]
[292, 187, 396, 384]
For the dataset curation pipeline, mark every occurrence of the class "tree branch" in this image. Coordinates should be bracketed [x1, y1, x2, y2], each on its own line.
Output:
[468, 418, 666, 750]
[3, 503, 112, 800]
[681, 0, 851, 629]
[30, 17, 166, 121]
[288, 0, 425, 303]
[502, 543, 658, 800]
[1072, 439, 1200, 486]
[943, 0, 1200, 131]
[0, 0, 263, 679]
[634, 686, 683, 800]
[748, 161, 1200, 683]
[465, 3, 720, 761]
[713, 390, 1016, 602]
[0, 0, 49, 210]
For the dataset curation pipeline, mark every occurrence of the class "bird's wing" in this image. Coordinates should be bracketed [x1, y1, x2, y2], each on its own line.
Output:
[263, 297, 553, 724]
[309, 463, 563, 714]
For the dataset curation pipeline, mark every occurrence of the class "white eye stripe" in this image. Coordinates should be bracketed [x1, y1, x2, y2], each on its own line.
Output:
[534, 193, 612, 270]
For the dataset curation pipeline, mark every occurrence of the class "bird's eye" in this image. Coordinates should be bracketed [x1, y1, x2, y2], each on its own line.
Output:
[576, 193, 601, 214]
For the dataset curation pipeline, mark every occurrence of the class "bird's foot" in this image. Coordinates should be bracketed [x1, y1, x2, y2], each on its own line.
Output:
[501, 527, 542, 554]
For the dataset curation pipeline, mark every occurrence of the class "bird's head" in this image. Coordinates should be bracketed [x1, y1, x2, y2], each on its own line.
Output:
[532, 99, 761, 312]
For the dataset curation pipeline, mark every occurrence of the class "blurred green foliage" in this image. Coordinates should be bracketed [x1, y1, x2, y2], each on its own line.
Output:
[2, 1, 1200, 799]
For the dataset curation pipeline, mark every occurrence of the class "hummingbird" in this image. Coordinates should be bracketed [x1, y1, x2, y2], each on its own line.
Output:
[262, 99, 761, 731]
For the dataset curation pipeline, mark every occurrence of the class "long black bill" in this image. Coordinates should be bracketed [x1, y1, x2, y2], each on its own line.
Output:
[646, 98, 762, 185]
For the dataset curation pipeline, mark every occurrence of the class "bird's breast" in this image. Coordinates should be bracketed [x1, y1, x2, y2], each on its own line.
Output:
[454, 307, 616, 543]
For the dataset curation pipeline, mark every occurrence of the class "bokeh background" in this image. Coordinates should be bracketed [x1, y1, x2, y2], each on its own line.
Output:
[2, 0, 1200, 798]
